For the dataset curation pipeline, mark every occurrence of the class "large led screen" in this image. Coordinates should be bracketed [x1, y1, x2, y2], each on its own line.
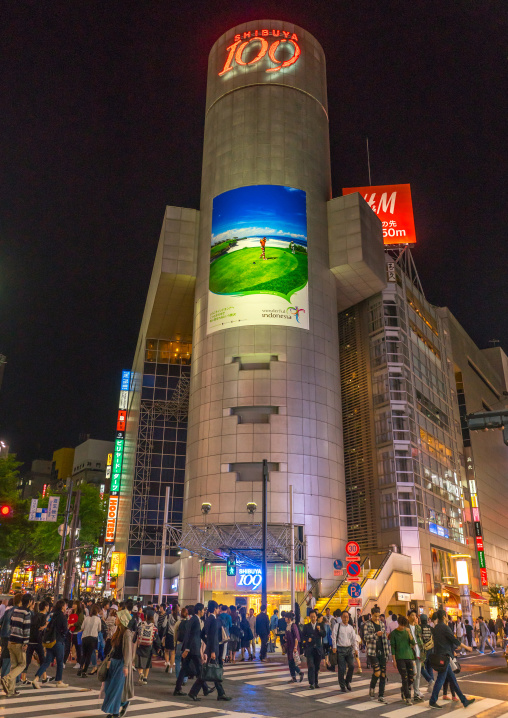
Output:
[207, 185, 309, 333]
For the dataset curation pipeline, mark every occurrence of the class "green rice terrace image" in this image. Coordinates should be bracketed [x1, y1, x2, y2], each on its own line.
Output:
[209, 242, 308, 302]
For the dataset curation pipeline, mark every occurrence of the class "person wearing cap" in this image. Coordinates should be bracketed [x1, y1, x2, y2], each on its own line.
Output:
[364, 605, 390, 703]
[100, 609, 134, 718]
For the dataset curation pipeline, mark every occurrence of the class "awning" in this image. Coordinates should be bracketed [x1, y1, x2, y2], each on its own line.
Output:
[443, 585, 488, 603]
[470, 591, 488, 602]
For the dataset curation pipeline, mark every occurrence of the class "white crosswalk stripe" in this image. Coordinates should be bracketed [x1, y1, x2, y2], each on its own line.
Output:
[293, 678, 372, 697]
[318, 683, 402, 704]
[351, 695, 403, 711]
[266, 674, 339, 691]
[227, 669, 289, 681]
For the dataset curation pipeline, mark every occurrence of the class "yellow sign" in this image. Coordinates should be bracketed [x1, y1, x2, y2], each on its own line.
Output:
[95, 561, 102, 576]
[110, 552, 126, 577]
[107, 453, 113, 466]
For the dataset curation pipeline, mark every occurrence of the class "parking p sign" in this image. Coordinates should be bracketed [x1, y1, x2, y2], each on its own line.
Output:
[347, 582, 362, 598]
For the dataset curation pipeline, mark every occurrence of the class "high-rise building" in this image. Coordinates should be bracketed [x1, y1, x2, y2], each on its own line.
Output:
[72, 438, 114, 487]
[52, 447, 75, 484]
[19, 459, 52, 499]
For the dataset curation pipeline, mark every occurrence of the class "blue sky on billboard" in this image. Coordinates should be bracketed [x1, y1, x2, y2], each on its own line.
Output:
[211, 185, 307, 245]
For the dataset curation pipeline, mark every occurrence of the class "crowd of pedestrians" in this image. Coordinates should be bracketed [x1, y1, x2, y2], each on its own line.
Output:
[1, 590, 507, 716]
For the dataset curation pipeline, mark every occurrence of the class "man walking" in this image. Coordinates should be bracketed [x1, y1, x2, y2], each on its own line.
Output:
[478, 616, 493, 654]
[174, 603, 206, 697]
[1, 593, 31, 697]
[185, 601, 231, 703]
[301, 610, 326, 689]
[247, 608, 257, 659]
[364, 606, 390, 703]
[256, 605, 270, 662]
[332, 610, 357, 692]
[464, 619, 473, 648]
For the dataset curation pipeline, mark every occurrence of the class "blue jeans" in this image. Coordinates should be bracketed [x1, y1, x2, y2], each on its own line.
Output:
[36, 641, 65, 682]
[430, 663, 466, 705]
[175, 643, 187, 683]
[424, 655, 434, 682]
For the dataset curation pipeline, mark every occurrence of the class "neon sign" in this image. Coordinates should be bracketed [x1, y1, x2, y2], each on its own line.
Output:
[219, 30, 301, 76]
[237, 567, 262, 590]
[105, 370, 130, 544]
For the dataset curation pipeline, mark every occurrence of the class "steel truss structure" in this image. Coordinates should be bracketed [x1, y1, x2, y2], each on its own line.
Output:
[164, 522, 305, 567]
[130, 373, 190, 551]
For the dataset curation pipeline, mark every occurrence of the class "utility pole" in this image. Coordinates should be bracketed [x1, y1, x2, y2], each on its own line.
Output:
[262, 459, 269, 608]
[289, 484, 295, 614]
[63, 489, 81, 599]
[55, 477, 73, 597]
[158, 486, 171, 605]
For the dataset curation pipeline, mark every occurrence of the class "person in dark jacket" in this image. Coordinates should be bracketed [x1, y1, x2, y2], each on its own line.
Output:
[301, 610, 326, 689]
[429, 610, 474, 708]
[184, 601, 231, 702]
[32, 599, 69, 688]
[239, 607, 253, 661]
[174, 603, 205, 697]
[256, 605, 270, 662]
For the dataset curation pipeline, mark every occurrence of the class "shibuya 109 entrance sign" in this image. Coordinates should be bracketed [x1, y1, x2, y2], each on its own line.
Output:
[219, 29, 301, 76]
[207, 185, 309, 333]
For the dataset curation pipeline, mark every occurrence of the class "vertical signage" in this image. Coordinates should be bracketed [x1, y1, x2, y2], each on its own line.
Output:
[467, 467, 488, 587]
[105, 371, 130, 545]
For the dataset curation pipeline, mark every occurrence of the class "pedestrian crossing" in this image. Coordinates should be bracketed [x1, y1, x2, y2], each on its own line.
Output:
[0, 683, 273, 718]
[221, 660, 508, 718]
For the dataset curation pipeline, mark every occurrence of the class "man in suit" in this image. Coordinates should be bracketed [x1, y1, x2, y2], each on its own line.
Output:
[256, 605, 271, 662]
[301, 610, 326, 689]
[173, 602, 206, 698]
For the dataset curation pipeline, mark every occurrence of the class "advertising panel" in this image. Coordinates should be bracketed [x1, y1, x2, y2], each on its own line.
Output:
[207, 185, 308, 333]
[342, 183, 416, 245]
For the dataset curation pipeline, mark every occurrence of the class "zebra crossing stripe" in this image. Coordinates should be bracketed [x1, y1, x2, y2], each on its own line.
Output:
[227, 669, 289, 681]
[0, 690, 94, 706]
[246, 674, 298, 685]
[319, 683, 401, 704]
[350, 694, 403, 711]
[382, 698, 502, 718]
[224, 664, 284, 675]
[294, 678, 371, 698]
[266, 674, 339, 691]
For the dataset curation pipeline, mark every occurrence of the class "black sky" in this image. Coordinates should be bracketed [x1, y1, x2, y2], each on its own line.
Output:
[1, 0, 507, 467]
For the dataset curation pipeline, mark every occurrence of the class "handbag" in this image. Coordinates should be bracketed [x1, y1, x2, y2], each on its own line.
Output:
[450, 656, 461, 674]
[429, 653, 449, 673]
[329, 650, 338, 668]
[97, 649, 113, 682]
[201, 660, 223, 682]
[294, 650, 301, 666]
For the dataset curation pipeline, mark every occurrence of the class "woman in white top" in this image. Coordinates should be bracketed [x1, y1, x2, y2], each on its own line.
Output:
[78, 605, 102, 676]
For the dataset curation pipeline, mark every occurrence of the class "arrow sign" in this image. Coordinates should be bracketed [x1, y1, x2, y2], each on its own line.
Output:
[346, 561, 361, 578]
[347, 582, 362, 598]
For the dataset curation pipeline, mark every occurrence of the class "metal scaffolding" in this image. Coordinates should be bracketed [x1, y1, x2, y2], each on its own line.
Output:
[163, 522, 305, 567]
[130, 374, 190, 550]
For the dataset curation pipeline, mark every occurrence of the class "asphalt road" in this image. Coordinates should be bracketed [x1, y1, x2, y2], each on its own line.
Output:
[2, 647, 507, 718]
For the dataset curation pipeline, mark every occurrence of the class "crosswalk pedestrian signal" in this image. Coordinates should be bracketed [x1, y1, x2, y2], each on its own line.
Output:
[227, 555, 236, 576]
[83, 553, 92, 569]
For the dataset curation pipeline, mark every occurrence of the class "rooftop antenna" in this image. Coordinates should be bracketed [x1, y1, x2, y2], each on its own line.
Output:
[488, 339, 500, 347]
[366, 137, 372, 186]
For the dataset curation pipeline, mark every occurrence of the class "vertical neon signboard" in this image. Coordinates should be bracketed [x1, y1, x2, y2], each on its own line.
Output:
[468, 475, 488, 586]
[105, 370, 130, 545]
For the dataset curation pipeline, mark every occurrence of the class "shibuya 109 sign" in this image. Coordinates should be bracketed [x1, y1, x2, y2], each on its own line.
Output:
[237, 567, 262, 590]
[219, 29, 301, 76]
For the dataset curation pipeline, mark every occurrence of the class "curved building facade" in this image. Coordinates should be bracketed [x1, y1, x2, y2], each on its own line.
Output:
[180, 20, 346, 603]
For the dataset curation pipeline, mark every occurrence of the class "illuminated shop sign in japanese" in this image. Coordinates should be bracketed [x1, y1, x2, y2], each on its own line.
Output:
[342, 184, 417, 245]
[105, 371, 130, 545]
[219, 30, 301, 77]
[468, 469, 488, 586]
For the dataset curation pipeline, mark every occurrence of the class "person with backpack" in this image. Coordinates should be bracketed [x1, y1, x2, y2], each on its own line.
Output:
[32, 599, 68, 689]
[136, 613, 160, 684]
[20, 600, 48, 684]
[239, 607, 254, 661]
[1, 593, 32, 697]
[285, 611, 304, 683]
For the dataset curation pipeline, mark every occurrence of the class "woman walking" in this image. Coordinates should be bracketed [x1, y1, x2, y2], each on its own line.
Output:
[104, 609, 117, 658]
[239, 607, 254, 661]
[136, 613, 160, 684]
[389, 615, 416, 705]
[228, 606, 241, 663]
[164, 606, 179, 673]
[78, 605, 102, 677]
[285, 612, 304, 683]
[100, 609, 134, 718]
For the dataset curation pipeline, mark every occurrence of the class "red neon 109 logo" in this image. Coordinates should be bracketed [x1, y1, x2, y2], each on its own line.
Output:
[219, 29, 301, 76]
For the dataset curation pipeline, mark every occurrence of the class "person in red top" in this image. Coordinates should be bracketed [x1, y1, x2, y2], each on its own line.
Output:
[259, 237, 267, 259]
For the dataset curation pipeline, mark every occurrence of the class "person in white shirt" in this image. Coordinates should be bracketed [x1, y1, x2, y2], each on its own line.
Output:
[332, 610, 357, 691]
[77, 606, 102, 676]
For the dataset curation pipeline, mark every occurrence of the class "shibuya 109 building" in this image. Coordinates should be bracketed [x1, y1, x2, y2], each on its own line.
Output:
[113, 20, 508, 618]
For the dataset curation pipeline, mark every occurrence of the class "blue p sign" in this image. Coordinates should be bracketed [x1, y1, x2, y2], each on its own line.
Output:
[347, 582, 362, 598]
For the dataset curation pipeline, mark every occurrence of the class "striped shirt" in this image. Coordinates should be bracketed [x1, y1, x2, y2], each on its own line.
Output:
[9, 607, 31, 644]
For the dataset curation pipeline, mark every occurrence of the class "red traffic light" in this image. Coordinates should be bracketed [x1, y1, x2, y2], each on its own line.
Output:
[0, 505, 11, 516]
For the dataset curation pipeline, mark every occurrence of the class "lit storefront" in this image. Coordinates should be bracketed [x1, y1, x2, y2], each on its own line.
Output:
[201, 563, 306, 615]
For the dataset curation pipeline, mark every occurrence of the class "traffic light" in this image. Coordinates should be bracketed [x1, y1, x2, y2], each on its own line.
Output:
[0, 505, 12, 517]
[83, 553, 92, 569]
[226, 554, 236, 576]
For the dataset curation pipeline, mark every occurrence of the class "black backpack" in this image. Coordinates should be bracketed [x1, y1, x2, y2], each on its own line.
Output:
[177, 619, 187, 644]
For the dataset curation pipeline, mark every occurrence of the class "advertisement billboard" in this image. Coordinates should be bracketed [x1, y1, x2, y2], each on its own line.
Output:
[342, 183, 416, 245]
[207, 184, 308, 333]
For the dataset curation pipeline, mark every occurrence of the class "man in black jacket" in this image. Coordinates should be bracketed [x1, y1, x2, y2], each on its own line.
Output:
[256, 605, 270, 661]
[186, 601, 231, 702]
[174, 603, 205, 697]
[301, 610, 326, 689]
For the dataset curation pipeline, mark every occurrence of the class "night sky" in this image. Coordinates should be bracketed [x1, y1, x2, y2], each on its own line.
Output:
[1, 1, 507, 467]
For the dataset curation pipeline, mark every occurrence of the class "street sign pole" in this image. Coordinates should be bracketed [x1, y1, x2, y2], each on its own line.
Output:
[261, 459, 268, 608]
[158, 485, 171, 606]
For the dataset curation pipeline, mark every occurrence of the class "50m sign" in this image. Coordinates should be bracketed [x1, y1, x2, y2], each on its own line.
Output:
[219, 30, 301, 76]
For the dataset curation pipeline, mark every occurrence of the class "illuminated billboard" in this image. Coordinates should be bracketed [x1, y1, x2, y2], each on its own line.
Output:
[219, 29, 301, 77]
[207, 184, 308, 333]
[342, 183, 416, 245]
